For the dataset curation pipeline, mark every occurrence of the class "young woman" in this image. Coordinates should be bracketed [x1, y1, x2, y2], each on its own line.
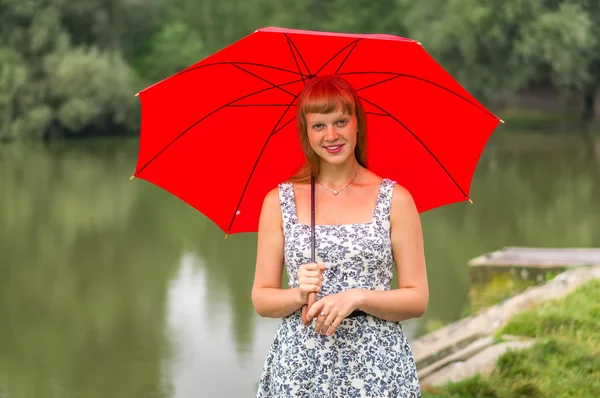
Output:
[252, 75, 428, 397]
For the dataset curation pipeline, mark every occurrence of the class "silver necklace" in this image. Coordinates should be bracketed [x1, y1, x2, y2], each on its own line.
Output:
[317, 168, 359, 195]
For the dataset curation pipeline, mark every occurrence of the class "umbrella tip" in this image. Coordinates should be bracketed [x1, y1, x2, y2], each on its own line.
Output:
[135, 92, 139, 97]
[468, 198, 473, 204]
[417, 41, 422, 45]
[225, 233, 229, 240]
[499, 118, 505, 124]
[130, 175, 135, 181]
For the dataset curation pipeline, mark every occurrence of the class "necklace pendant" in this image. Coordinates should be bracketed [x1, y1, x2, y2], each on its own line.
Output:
[333, 190, 338, 195]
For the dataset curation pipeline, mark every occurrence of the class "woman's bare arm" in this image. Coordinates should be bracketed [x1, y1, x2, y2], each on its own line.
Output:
[353, 184, 429, 321]
[251, 188, 304, 318]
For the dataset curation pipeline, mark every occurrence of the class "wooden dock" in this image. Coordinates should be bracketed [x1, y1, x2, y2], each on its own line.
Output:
[468, 247, 600, 268]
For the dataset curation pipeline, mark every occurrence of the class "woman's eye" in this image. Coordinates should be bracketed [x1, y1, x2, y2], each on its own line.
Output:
[336, 119, 348, 126]
[312, 124, 324, 129]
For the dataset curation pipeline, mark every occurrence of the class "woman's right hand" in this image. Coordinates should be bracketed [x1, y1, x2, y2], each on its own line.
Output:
[297, 262, 326, 304]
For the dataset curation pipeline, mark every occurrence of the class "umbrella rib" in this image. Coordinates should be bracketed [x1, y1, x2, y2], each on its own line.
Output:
[365, 111, 388, 117]
[355, 74, 404, 92]
[284, 34, 307, 84]
[284, 34, 312, 76]
[358, 95, 468, 199]
[342, 71, 498, 120]
[314, 39, 361, 76]
[271, 117, 295, 136]
[231, 63, 298, 98]
[334, 40, 360, 74]
[138, 62, 304, 95]
[226, 99, 299, 234]
[135, 78, 305, 175]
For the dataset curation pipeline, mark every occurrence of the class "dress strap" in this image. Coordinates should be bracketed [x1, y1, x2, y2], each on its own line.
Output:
[373, 178, 396, 228]
[277, 182, 298, 232]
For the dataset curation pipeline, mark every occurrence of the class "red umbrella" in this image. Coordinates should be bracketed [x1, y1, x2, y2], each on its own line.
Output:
[131, 26, 502, 237]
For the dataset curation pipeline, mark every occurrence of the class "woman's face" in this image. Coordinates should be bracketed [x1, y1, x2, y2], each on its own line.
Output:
[304, 108, 358, 166]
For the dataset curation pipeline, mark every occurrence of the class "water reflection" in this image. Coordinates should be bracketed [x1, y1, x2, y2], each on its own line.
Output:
[0, 142, 176, 398]
[163, 252, 281, 397]
[0, 137, 598, 397]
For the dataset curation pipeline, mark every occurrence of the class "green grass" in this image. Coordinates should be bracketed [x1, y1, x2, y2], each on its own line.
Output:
[422, 278, 600, 398]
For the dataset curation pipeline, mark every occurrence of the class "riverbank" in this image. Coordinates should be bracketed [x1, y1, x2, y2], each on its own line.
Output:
[418, 267, 600, 397]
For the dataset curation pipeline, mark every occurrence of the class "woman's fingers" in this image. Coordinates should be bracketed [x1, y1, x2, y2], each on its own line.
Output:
[302, 270, 323, 278]
[306, 300, 324, 322]
[302, 263, 325, 274]
[320, 315, 333, 335]
[300, 276, 322, 285]
[300, 284, 321, 294]
[314, 309, 338, 335]
[303, 262, 320, 271]
[326, 314, 344, 336]
[297, 263, 325, 298]
[313, 312, 327, 333]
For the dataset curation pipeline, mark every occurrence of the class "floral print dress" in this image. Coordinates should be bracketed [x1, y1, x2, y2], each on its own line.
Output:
[256, 178, 421, 398]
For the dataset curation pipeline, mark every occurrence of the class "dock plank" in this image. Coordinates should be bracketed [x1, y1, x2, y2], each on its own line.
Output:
[468, 247, 600, 268]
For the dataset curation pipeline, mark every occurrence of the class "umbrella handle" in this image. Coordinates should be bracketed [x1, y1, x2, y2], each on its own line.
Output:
[301, 292, 317, 326]
[301, 174, 317, 326]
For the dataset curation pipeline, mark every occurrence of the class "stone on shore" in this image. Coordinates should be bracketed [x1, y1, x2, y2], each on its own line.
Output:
[420, 340, 536, 386]
[412, 266, 600, 386]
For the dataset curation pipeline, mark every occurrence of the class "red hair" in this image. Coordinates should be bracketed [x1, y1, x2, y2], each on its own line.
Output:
[290, 75, 367, 183]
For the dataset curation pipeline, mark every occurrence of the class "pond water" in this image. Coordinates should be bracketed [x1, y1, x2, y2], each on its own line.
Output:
[0, 135, 598, 397]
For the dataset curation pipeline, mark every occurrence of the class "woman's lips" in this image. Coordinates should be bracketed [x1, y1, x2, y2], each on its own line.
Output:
[324, 144, 344, 154]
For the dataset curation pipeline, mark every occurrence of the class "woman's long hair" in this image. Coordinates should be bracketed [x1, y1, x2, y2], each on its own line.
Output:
[289, 75, 368, 183]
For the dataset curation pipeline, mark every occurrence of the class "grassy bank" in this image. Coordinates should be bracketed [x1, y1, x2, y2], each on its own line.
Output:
[422, 278, 600, 398]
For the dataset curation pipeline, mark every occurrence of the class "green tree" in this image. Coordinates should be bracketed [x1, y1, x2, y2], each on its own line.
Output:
[0, 0, 141, 140]
[401, 0, 598, 119]
[137, 21, 205, 82]
[325, 0, 409, 35]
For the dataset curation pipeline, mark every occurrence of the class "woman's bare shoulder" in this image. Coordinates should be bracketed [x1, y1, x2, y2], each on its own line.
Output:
[390, 183, 418, 221]
[259, 187, 283, 232]
[262, 186, 281, 208]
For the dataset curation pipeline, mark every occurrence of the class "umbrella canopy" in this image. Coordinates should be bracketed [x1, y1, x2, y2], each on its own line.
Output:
[132, 26, 502, 236]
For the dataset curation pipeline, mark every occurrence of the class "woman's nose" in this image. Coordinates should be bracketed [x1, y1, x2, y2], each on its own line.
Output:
[324, 126, 339, 141]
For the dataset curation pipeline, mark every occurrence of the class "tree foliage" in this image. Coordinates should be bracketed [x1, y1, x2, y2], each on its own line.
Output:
[0, 0, 140, 140]
[402, 0, 598, 108]
[0, 0, 598, 140]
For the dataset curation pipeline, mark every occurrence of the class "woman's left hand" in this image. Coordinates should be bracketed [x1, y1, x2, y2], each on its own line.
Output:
[306, 289, 363, 336]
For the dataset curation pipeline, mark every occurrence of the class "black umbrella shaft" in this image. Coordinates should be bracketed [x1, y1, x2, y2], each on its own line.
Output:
[311, 175, 316, 262]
